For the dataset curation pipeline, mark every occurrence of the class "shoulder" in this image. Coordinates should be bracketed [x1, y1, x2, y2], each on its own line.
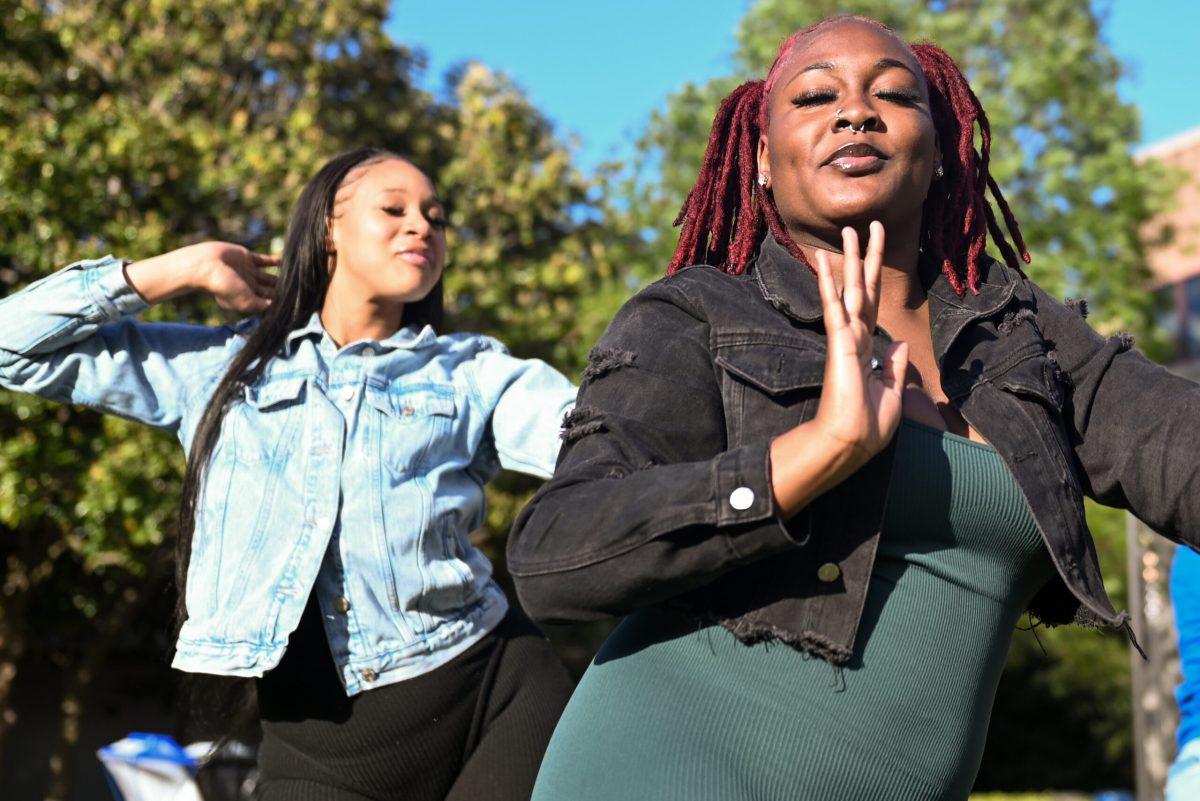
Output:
[429, 334, 522, 395]
[1001, 263, 1106, 350]
[433, 331, 511, 360]
[607, 266, 761, 337]
[656, 264, 761, 310]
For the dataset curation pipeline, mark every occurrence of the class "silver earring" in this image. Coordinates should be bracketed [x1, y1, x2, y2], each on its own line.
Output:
[934, 165, 944, 180]
[757, 173, 768, 187]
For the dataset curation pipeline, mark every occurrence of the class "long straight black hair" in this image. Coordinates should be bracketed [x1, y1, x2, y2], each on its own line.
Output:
[174, 147, 443, 637]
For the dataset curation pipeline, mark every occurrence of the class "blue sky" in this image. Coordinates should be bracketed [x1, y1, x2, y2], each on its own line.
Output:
[387, 1, 1200, 172]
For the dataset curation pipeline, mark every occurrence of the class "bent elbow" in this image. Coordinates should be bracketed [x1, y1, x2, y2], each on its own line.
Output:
[511, 570, 619, 626]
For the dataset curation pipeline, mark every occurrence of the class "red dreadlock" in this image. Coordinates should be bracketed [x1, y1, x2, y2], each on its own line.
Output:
[667, 15, 1030, 297]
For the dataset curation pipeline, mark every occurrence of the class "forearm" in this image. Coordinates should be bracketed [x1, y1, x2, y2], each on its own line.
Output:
[0, 254, 241, 427]
[123, 247, 205, 304]
[509, 441, 800, 623]
[769, 419, 863, 518]
[0, 256, 148, 367]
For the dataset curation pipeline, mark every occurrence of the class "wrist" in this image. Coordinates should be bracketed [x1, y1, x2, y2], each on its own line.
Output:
[124, 247, 203, 304]
[806, 416, 872, 476]
[172, 243, 210, 294]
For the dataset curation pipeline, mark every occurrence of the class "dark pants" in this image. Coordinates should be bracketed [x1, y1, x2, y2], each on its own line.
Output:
[255, 599, 573, 801]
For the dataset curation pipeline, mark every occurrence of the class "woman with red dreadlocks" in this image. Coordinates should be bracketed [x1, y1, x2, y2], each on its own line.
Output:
[509, 14, 1200, 800]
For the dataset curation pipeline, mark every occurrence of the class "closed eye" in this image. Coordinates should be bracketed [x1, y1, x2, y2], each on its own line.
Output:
[876, 89, 922, 105]
[384, 207, 449, 229]
[791, 90, 837, 107]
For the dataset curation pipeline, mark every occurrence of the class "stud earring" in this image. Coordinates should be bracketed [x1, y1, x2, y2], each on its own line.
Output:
[934, 165, 945, 180]
[757, 173, 768, 187]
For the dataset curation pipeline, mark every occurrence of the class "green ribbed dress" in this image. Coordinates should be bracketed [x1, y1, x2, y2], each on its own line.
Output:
[531, 419, 1057, 801]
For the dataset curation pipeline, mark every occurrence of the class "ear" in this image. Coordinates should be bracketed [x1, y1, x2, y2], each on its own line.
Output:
[324, 217, 337, 255]
[756, 133, 772, 190]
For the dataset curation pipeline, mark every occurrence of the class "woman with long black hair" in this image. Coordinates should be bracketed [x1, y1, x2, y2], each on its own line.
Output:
[0, 148, 574, 800]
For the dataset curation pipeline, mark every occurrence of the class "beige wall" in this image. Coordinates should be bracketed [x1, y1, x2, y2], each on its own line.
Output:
[1142, 128, 1200, 287]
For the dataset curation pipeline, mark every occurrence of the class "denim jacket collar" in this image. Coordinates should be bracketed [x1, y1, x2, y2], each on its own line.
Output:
[751, 234, 823, 323]
[750, 233, 1019, 362]
[283, 311, 439, 356]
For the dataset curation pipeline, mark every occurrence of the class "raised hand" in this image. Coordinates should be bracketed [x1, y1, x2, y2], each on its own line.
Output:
[810, 221, 908, 469]
[191, 241, 280, 313]
[124, 241, 280, 312]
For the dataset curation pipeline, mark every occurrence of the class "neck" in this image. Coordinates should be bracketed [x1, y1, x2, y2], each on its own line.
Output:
[792, 223, 926, 311]
[319, 291, 404, 348]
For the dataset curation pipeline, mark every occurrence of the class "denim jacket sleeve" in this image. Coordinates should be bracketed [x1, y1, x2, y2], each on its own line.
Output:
[507, 281, 799, 624]
[1032, 282, 1200, 546]
[467, 337, 577, 479]
[0, 256, 239, 431]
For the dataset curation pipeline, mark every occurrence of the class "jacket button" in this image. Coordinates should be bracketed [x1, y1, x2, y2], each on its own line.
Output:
[333, 596, 351, 614]
[817, 562, 841, 583]
[361, 668, 378, 683]
[729, 487, 755, 510]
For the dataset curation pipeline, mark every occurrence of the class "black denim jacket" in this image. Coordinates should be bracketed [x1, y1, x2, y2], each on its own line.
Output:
[508, 234, 1200, 664]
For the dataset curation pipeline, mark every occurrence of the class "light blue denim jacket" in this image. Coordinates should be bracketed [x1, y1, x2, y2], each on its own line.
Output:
[0, 256, 576, 695]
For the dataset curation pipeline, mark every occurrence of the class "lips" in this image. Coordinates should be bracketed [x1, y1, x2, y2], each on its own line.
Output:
[397, 248, 431, 266]
[824, 143, 888, 175]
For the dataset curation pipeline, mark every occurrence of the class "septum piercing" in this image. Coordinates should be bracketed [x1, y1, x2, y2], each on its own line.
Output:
[835, 108, 866, 134]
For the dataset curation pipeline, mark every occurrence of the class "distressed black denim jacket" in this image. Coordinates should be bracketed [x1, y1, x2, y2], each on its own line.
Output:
[508, 234, 1200, 664]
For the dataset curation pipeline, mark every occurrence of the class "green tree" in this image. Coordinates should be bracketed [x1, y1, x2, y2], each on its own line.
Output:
[625, 0, 1175, 790]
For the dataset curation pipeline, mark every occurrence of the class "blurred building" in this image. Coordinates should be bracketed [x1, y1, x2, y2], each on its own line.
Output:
[1143, 127, 1200, 358]
[1129, 123, 1200, 801]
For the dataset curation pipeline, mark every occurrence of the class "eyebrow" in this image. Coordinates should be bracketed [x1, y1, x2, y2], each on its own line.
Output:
[794, 57, 920, 81]
[379, 188, 444, 206]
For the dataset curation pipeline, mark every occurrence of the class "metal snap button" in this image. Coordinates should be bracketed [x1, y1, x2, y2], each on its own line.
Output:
[361, 668, 378, 683]
[338, 386, 356, 403]
[729, 486, 755, 511]
[401, 406, 415, 417]
[333, 596, 351, 614]
[817, 562, 841, 583]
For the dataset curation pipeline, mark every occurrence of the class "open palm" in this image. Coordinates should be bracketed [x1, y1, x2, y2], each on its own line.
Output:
[812, 222, 908, 466]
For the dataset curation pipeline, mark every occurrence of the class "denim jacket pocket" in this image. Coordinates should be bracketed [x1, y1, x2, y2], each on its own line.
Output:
[243, 375, 308, 410]
[227, 376, 308, 464]
[995, 353, 1064, 411]
[993, 352, 1080, 493]
[713, 335, 825, 446]
[365, 383, 457, 479]
[714, 337, 825, 396]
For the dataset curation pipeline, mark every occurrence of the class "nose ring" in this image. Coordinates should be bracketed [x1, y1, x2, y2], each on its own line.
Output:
[835, 108, 865, 134]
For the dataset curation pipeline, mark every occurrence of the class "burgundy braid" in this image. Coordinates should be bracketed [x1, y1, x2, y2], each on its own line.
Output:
[667, 16, 1031, 297]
